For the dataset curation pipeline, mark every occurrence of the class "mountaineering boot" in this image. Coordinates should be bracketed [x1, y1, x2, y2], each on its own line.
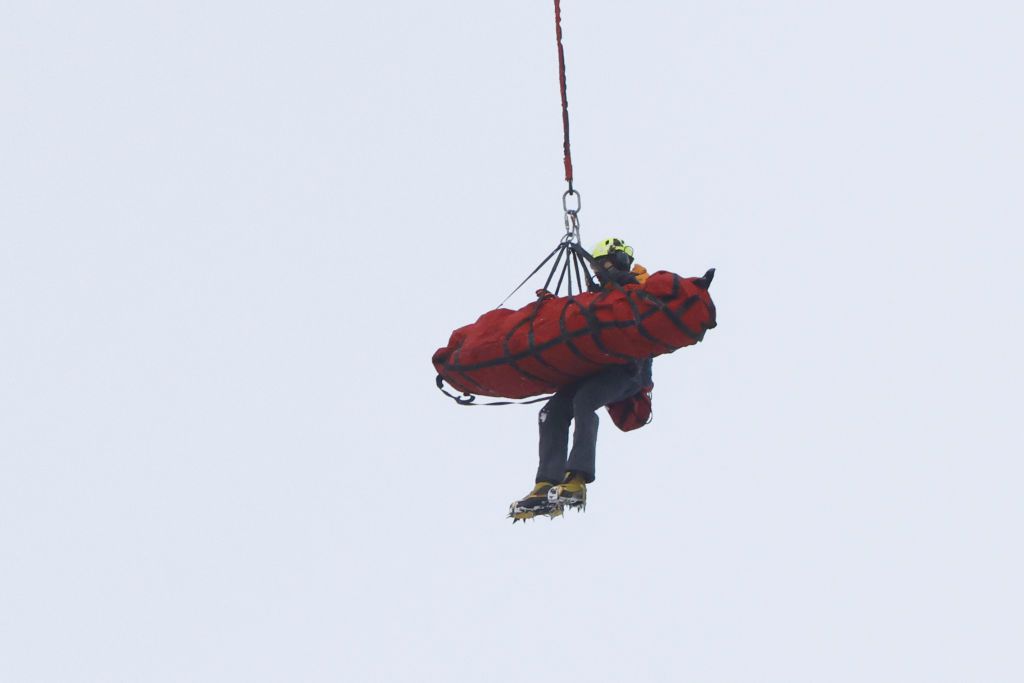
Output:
[509, 482, 562, 522]
[549, 472, 587, 512]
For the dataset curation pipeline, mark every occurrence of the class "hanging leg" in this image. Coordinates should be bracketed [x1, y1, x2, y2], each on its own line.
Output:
[536, 388, 575, 484]
[565, 365, 643, 482]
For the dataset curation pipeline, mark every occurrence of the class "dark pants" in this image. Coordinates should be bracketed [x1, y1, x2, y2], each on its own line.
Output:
[536, 364, 643, 484]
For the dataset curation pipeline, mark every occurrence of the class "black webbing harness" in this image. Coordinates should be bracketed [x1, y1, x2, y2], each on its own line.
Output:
[433, 242, 700, 408]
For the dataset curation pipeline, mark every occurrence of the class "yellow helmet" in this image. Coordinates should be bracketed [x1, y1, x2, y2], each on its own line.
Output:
[592, 237, 635, 260]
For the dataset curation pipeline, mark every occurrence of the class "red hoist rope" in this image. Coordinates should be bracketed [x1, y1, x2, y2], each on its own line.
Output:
[554, 0, 573, 192]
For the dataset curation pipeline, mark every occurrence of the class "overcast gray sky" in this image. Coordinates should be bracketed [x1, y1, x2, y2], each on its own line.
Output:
[2, 1, 1022, 681]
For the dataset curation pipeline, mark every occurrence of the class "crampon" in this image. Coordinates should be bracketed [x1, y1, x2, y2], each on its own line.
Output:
[548, 477, 587, 514]
[508, 484, 587, 523]
[508, 500, 563, 523]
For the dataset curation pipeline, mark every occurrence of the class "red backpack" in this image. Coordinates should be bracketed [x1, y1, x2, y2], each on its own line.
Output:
[607, 385, 654, 432]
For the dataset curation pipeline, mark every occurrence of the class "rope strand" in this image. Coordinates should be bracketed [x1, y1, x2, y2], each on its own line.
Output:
[554, 0, 573, 191]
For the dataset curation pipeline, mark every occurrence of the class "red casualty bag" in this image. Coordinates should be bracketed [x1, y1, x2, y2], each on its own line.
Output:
[432, 269, 716, 400]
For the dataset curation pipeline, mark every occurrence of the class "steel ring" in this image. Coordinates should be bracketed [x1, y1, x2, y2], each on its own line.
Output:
[562, 190, 582, 214]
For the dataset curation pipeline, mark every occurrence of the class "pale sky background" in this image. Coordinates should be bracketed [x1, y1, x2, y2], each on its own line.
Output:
[2, 1, 1022, 681]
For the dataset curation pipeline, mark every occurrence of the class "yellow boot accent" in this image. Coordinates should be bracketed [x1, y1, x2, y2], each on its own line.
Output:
[559, 473, 587, 494]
